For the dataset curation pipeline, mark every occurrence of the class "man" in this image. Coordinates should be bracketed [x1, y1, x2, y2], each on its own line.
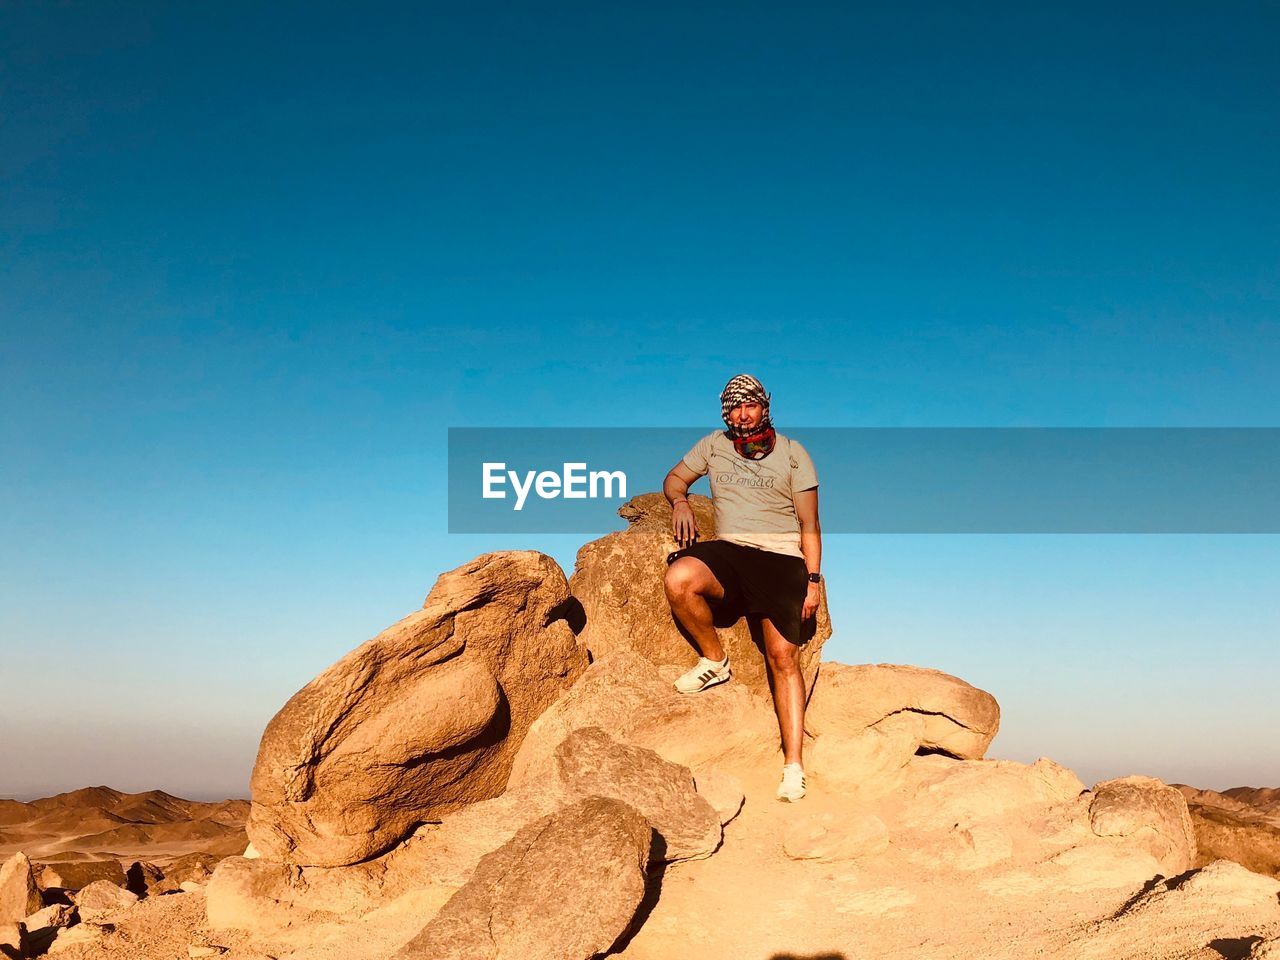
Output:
[662, 373, 822, 802]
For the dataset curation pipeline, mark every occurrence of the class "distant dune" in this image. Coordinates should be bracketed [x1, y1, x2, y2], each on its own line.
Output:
[0, 785, 248, 870]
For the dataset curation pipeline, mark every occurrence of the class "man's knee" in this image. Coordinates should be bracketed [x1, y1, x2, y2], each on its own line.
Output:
[664, 559, 699, 599]
[765, 637, 802, 673]
[664, 557, 717, 603]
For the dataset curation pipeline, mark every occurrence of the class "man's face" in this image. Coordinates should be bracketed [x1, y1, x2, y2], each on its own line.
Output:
[729, 401, 764, 431]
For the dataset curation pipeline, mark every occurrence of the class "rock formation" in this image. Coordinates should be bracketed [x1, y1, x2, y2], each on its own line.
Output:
[569, 493, 831, 698]
[183, 537, 1280, 960]
[246, 550, 590, 867]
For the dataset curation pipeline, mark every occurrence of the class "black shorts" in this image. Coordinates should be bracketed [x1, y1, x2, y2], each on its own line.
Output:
[666, 539, 813, 646]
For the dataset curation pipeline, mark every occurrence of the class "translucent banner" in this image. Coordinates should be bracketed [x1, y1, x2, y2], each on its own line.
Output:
[447, 427, 1280, 533]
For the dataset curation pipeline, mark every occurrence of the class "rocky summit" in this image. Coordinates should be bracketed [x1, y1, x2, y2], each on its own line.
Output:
[5, 495, 1277, 959]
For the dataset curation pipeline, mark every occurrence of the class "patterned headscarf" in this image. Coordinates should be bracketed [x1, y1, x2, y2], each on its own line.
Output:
[720, 373, 774, 440]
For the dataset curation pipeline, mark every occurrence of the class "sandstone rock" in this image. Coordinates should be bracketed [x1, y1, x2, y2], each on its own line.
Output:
[1184, 798, 1280, 878]
[0, 853, 42, 923]
[553, 726, 722, 862]
[247, 550, 590, 867]
[392, 796, 651, 960]
[165, 853, 219, 885]
[569, 492, 831, 699]
[179, 880, 204, 893]
[74, 878, 139, 922]
[206, 858, 306, 932]
[47, 922, 111, 953]
[1067, 859, 1280, 960]
[22, 903, 75, 955]
[35, 859, 126, 893]
[1088, 775, 1196, 875]
[508, 648, 784, 790]
[125, 860, 177, 898]
[693, 769, 746, 826]
[783, 812, 890, 861]
[0, 921, 22, 959]
[895, 754, 1086, 832]
[803, 662, 1000, 758]
[804, 713, 926, 790]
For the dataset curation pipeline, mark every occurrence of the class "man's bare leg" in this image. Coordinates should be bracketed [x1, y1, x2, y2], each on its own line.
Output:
[758, 614, 806, 766]
[663, 557, 727, 662]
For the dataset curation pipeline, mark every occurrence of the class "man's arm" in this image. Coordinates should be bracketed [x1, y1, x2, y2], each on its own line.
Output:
[794, 487, 822, 619]
[665, 461, 703, 547]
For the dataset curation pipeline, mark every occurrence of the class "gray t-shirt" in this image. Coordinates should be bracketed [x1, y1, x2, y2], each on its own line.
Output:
[680, 431, 819, 558]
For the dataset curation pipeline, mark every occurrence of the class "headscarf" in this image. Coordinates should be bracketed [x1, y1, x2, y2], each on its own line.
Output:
[720, 373, 776, 458]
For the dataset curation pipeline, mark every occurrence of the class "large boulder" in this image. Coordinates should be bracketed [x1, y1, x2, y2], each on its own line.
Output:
[552, 726, 722, 862]
[1088, 775, 1197, 876]
[73, 878, 138, 922]
[803, 662, 1000, 756]
[0, 852, 42, 923]
[246, 551, 590, 867]
[792, 662, 1001, 792]
[34, 858, 127, 894]
[569, 492, 831, 699]
[391, 796, 652, 960]
[208, 725, 721, 934]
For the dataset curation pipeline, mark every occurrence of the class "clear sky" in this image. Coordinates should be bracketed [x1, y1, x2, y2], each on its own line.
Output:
[2, 2, 1277, 800]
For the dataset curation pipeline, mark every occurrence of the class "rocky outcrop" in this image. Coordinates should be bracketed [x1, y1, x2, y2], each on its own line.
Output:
[1088, 775, 1197, 875]
[34, 859, 126, 893]
[0, 853, 42, 923]
[804, 662, 1000, 754]
[74, 878, 139, 922]
[392, 796, 651, 960]
[507, 648, 785, 788]
[795, 662, 1001, 792]
[246, 551, 590, 867]
[1066, 860, 1280, 960]
[569, 493, 831, 699]
[1175, 785, 1280, 878]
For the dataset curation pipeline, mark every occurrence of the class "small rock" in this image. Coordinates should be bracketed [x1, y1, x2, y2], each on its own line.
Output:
[48, 922, 112, 954]
[784, 812, 890, 862]
[0, 921, 24, 958]
[164, 853, 219, 886]
[693, 769, 746, 826]
[22, 902, 76, 954]
[180, 880, 204, 893]
[74, 879, 139, 922]
[126, 861, 177, 899]
[1, 852, 43, 922]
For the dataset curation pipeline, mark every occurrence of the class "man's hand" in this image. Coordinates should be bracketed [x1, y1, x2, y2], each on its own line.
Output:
[672, 501, 699, 547]
[802, 582, 821, 620]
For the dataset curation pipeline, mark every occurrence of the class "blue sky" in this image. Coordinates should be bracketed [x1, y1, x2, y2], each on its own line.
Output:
[2, 2, 1277, 799]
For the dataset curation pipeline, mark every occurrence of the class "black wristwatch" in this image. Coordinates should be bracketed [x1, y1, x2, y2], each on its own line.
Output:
[807, 572, 822, 583]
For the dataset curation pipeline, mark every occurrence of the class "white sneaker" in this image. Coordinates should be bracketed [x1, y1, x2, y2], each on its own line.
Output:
[673, 655, 731, 694]
[776, 762, 806, 802]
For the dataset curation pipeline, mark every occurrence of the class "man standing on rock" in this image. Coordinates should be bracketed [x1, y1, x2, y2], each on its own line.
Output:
[662, 373, 822, 802]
